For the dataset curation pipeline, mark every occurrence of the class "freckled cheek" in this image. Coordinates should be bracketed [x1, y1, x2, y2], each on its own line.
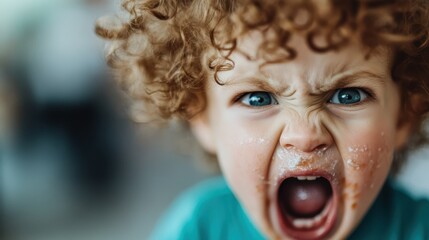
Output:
[343, 129, 394, 176]
[341, 127, 395, 211]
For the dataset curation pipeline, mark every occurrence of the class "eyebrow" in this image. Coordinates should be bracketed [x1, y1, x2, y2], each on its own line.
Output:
[221, 68, 386, 96]
[222, 74, 291, 94]
[314, 70, 387, 94]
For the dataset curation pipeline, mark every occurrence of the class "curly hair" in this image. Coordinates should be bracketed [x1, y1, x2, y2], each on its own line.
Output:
[96, 0, 429, 169]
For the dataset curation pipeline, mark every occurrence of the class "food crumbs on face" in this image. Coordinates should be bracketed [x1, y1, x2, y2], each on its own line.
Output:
[340, 177, 346, 185]
[346, 159, 358, 170]
[296, 157, 317, 168]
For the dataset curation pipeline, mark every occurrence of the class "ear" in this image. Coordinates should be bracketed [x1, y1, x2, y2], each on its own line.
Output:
[189, 112, 216, 154]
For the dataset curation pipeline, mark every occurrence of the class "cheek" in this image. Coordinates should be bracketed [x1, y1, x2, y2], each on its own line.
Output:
[213, 119, 275, 232]
[216, 121, 272, 194]
[340, 123, 395, 211]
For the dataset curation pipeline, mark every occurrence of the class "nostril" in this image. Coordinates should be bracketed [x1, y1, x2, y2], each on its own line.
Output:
[315, 144, 328, 153]
[282, 143, 328, 154]
[283, 144, 297, 150]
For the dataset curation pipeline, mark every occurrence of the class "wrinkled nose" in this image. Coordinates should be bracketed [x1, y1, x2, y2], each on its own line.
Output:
[279, 119, 333, 153]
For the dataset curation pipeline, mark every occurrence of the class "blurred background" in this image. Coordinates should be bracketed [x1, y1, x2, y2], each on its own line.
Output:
[0, 0, 428, 239]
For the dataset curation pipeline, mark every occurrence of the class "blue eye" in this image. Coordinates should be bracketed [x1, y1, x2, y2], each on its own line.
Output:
[240, 91, 278, 107]
[329, 88, 368, 105]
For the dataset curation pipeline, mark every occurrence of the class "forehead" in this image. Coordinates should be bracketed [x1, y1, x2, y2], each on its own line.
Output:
[217, 31, 392, 92]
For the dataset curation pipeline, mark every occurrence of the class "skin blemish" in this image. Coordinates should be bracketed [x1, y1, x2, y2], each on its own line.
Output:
[346, 157, 369, 171]
[345, 145, 374, 171]
[340, 177, 346, 185]
[342, 181, 360, 201]
[376, 163, 381, 169]
[344, 182, 360, 197]
[347, 144, 369, 153]
[347, 159, 363, 170]
[342, 181, 361, 212]
[254, 168, 274, 186]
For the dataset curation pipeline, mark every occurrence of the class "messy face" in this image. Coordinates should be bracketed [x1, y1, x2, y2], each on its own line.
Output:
[192, 32, 409, 239]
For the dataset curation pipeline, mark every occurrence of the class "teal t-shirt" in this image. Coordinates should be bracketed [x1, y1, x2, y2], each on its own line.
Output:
[150, 177, 429, 239]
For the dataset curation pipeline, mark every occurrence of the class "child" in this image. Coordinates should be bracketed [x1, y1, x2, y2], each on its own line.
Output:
[96, 0, 429, 239]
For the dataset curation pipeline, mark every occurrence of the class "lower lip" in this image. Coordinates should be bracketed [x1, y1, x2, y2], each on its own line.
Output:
[276, 173, 338, 240]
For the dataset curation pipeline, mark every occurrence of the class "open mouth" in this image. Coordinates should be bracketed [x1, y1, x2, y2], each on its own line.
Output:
[277, 175, 337, 240]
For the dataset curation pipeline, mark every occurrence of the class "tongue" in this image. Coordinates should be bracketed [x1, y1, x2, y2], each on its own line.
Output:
[280, 178, 332, 218]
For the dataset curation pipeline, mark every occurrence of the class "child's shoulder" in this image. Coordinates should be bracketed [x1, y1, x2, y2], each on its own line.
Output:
[389, 180, 429, 236]
[150, 177, 264, 240]
[350, 179, 429, 239]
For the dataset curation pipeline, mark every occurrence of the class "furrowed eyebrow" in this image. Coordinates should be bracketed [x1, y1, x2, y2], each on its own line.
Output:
[222, 75, 289, 94]
[314, 70, 387, 94]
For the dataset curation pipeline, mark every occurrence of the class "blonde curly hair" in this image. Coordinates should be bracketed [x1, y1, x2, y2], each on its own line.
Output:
[96, 0, 429, 169]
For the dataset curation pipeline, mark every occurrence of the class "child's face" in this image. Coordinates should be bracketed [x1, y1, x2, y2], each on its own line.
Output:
[191, 32, 411, 239]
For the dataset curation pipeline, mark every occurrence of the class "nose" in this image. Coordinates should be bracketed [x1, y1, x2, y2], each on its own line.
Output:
[279, 118, 333, 153]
